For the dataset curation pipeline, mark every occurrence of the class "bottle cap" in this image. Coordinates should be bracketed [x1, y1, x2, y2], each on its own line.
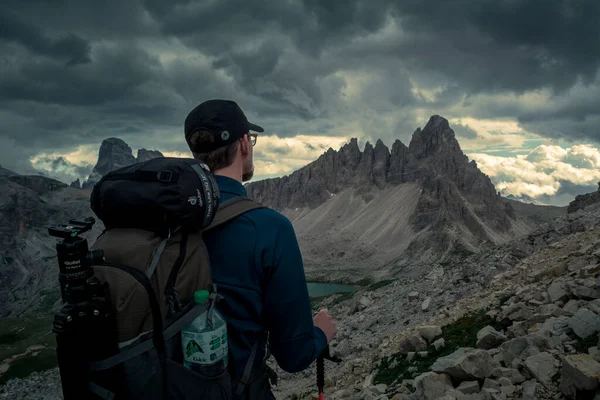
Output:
[193, 290, 210, 304]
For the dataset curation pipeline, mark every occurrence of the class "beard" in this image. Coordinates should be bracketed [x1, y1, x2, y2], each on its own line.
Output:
[242, 162, 254, 182]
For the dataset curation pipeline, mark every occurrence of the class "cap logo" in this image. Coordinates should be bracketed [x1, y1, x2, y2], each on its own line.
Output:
[221, 130, 230, 140]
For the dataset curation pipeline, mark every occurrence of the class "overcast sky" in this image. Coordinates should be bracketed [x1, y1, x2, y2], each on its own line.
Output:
[1, 0, 599, 206]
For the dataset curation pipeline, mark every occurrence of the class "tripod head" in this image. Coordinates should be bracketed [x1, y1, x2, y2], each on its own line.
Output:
[48, 217, 104, 303]
[48, 216, 95, 239]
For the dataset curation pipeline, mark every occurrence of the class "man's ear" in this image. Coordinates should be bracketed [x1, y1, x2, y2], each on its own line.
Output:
[239, 134, 250, 156]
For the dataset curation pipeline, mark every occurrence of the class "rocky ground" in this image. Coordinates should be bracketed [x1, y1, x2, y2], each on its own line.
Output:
[2, 204, 600, 399]
[266, 203, 600, 399]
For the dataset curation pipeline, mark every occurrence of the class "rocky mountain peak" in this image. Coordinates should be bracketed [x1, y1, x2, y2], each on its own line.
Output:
[409, 115, 463, 161]
[94, 138, 136, 175]
[373, 139, 391, 189]
[82, 138, 162, 189]
[247, 115, 495, 214]
[137, 148, 164, 163]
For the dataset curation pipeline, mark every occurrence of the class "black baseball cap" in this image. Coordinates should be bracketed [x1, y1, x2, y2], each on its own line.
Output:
[184, 99, 264, 152]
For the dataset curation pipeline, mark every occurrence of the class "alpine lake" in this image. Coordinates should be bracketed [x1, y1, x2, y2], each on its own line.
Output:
[306, 282, 358, 298]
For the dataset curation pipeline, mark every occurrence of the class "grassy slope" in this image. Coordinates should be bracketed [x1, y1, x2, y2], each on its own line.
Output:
[0, 314, 56, 384]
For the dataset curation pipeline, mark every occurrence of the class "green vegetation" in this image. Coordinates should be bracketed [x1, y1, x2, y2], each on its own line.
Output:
[373, 307, 510, 386]
[310, 295, 331, 310]
[354, 278, 373, 287]
[368, 279, 395, 291]
[330, 291, 355, 307]
[0, 314, 56, 384]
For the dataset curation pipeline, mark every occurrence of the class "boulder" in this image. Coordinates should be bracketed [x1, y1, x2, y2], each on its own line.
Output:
[431, 348, 499, 380]
[520, 380, 539, 400]
[548, 280, 571, 303]
[456, 381, 480, 394]
[497, 303, 533, 323]
[538, 316, 572, 337]
[572, 285, 600, 300]
[432, 338, 445, 350]
[481, 378, 500, 391]
[418, 325, 442, 341]
[359, 296, 372, 311]
[559, 354, 600, 399]
[563, 299, 583, 315]
[421, 297, 432, 311]
[496, 367, 526, 384]
[522, 352, 559, 388]
[508, 314, 552, 337]
[476, 326, 507, 349]
[398, 334, 427, 354]
[568, 308, 600, 339]
[413, 372, 453, 400]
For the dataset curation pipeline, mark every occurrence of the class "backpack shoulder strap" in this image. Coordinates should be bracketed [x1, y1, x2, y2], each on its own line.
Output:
[205, 196, 265, 231]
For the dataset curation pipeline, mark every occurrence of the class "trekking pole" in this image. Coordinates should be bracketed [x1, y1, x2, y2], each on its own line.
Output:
[317, 354, 324, 400]
[316, 345, 341, 399]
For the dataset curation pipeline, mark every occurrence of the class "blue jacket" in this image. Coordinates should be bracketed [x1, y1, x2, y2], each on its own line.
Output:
[203, 175, 328, 379]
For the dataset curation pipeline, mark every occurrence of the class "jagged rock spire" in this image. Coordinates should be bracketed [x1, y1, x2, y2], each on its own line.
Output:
[81, 138, 163, 189]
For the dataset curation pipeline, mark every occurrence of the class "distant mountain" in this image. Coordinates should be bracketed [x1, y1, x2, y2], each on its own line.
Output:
[81, 138, 164, 189]
[0, 173, 99, 317]
[0, 165, 17, 177]
[504, 194, 550, 206]
[503, 197, 567, 225]
[246, 115, 536, 281]
[137, 149, 164, 163]
[567, 182, 600, 214]
[6, 175, 68, 196]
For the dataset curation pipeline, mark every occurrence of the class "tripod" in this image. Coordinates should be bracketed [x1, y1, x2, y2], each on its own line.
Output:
[49, 217, 120, 399]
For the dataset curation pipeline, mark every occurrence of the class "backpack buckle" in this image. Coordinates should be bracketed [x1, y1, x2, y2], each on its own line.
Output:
[157, 170, 173, 182]
[167, 288, 182, 316]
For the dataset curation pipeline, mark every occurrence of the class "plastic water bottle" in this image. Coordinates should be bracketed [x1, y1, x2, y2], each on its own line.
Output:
[181, 290, 228, 376]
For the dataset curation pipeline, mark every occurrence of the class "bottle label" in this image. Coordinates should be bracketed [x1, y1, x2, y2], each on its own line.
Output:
[182, 325, 228, 365]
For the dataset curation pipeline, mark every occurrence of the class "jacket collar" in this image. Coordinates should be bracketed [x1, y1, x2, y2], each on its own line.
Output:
[214, 174, 247, 197]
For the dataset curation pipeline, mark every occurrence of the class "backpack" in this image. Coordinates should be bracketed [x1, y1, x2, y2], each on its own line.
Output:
[69, 157, 269, 399]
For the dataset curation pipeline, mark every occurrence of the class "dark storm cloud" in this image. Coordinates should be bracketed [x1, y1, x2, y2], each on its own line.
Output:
[0, 0, 599, 184]
[0, 45, 162, 107]
[0, 9, 91, 66]
[147, 0, 397, 57]
[390, 0, 600, 94]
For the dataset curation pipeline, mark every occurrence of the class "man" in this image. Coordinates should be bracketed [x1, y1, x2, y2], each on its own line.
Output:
[184, 99, 338, 398]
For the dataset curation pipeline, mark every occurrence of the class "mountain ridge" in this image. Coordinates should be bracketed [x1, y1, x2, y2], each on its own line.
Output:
[245, 115, 534, 281]
[0, 115, 570, 316]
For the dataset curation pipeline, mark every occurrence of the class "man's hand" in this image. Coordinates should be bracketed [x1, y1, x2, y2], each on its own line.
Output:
[313, 308, 338, 344]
